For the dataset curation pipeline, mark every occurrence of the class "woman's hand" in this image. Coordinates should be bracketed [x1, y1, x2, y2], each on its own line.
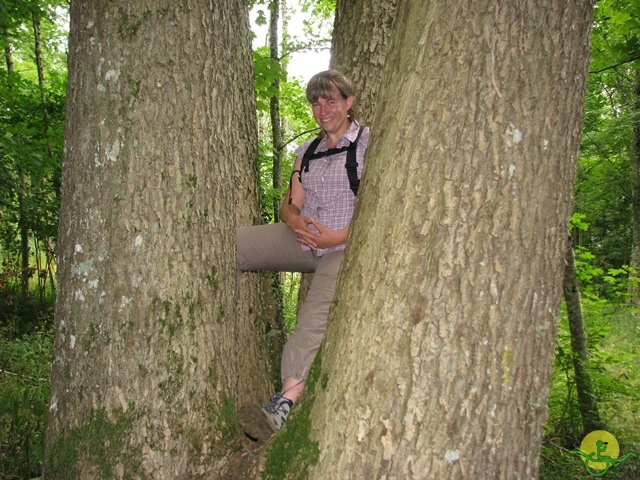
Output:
[279, 155, 349, 251]
[294, 219, 348, 251]
[285, 213, 318, 239]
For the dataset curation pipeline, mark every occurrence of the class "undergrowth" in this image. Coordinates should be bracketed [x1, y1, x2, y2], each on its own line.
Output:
[540, 266, 640, 479]
[0, 326, 53, 480]
[1, 261, 55, 480]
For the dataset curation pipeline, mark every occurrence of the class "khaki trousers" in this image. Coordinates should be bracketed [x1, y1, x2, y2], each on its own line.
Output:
[237, 223, 344, 381]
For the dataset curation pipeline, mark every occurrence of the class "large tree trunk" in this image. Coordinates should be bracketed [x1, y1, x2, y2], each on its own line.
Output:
[290, 1, 593, 479]
[44, 1, 274, 478]
[563, 237, 603, 435]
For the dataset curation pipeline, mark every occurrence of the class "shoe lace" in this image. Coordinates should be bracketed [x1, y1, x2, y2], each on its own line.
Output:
[262, 393, 287, 415]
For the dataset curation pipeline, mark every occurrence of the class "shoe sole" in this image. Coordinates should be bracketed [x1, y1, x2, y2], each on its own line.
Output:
[238, 404, 277, 443]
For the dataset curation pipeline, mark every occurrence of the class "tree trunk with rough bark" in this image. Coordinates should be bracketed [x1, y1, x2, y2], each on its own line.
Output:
[330, 0, 398, 124]
[44, 1, 275, 478]
[281, 1, 594, 479]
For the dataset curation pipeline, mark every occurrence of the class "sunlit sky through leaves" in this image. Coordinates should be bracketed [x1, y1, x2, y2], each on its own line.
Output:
[250, 3, 331, 83]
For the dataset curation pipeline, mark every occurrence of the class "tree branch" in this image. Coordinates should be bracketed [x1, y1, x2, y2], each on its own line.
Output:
[279, 128, 319, 152]
[590, 55, 640, 74]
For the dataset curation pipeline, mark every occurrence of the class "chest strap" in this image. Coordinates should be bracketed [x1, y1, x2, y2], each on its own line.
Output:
[299, 126, 365, 193]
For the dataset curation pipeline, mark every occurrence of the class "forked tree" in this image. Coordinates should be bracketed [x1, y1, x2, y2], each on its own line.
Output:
[45, 0, 596, 478]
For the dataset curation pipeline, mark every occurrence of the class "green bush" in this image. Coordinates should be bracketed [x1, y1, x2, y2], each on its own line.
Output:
[541, 262, 640, 479]
[0, 328, 53, 480]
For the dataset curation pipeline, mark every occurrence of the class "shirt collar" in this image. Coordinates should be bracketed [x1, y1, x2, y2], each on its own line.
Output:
[320, 120, 361, 150]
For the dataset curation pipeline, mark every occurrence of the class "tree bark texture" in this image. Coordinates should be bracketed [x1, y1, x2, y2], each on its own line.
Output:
[330, 0, 398, 125]
[563, 239, 603, 435]
[304, 1, 595, 478]
[45, 1, 273, 478]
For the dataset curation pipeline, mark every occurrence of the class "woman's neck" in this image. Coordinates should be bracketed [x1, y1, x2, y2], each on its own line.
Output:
[326, 120, 352, 148]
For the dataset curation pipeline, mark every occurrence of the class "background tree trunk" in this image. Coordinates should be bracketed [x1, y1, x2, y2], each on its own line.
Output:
[32, 11, 55, 160]
[4, 32, 14, 73]
[301, 1, 594, 478]
[18, 167, 29, 301]
[267, 0, 287, 375]
[630, 70, 640, 305]
[269, 0, 283, 224]
[45, 1, 274, 478]
[330, 0, 398, 124]
[563, 237, 603, 434]
[4, 34, 31, 303]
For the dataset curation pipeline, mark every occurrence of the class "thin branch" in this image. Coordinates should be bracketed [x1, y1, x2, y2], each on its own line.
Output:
[280, 42, 331, 62]
[0, 368, 47, 383]
[279, 128, 319, 152]
[590, 55, 640, 74]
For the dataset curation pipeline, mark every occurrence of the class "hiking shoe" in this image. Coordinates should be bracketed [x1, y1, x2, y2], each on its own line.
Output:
[238, 393, 293, 442]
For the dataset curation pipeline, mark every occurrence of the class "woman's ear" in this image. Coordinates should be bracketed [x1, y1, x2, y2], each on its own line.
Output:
[346, 96, 355, 110]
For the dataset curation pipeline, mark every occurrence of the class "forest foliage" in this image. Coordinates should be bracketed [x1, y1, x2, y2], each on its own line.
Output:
[0, 0, 638, 478]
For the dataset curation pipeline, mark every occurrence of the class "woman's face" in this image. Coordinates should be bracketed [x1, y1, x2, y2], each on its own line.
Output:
[311, 84, 354, 137]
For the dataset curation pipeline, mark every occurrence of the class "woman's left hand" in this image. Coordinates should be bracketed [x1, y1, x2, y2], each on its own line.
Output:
[294, 219, 348, 251]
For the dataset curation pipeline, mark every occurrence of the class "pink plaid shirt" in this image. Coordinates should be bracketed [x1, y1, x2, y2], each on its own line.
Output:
[294, 121, 370, 256]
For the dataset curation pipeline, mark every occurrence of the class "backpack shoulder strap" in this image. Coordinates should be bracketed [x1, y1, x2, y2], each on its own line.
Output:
[301, 136, 323, 173]
[296, 126, 366, 197]
[345, 126, 365, 196]
[288, 136, 323, 205]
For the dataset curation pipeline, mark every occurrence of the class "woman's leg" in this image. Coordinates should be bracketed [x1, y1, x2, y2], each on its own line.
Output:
[280, 250, 344, 403]
[237, 222, 316, 273]
[237, 229, 344, 441]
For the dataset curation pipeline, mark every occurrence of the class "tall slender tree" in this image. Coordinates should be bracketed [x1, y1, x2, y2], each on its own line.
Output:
[563, 237, 603, 434]
[2, 4, 32, 302]
[1, 0, 66, 309]
[631, 70, 640, 303]
[269, 0, 283, 223]
[3, 32, 32, 303]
